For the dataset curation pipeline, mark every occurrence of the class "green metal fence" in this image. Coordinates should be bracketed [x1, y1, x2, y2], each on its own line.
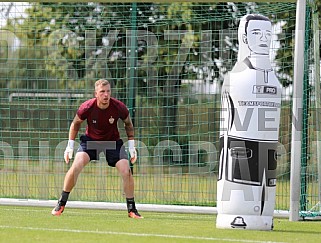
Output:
[0, 2, 315, 213]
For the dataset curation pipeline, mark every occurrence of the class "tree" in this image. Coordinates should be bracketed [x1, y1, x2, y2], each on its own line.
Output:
[1, 2, 257, 137]
[273, 1, 321, 87]
[134, 2, 254, 136]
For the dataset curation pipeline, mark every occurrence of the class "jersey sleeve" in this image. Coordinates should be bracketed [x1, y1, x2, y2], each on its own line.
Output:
[77, 99, 94, 120]
[118, 101, 130, 120]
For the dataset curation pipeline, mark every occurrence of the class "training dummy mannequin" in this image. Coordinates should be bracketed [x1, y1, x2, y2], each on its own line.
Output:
[216, 14, 282, 230]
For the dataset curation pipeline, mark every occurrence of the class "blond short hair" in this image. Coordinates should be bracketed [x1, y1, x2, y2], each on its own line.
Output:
[95, 79, 110, 90]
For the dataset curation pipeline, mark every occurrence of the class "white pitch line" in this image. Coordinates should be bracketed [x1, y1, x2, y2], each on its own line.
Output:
[0, 225, 287, 243]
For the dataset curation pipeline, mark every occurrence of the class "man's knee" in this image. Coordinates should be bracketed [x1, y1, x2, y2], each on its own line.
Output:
[117, 159, 131, 175]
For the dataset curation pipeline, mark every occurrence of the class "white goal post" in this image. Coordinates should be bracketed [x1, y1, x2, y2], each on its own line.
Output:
[289, 0, 306, 222]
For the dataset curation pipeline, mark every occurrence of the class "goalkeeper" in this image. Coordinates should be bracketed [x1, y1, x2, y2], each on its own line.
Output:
[52, 79, 142, 219]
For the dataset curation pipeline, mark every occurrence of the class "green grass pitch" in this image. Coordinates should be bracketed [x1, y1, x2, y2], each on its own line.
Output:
[0, 205, 321, 243]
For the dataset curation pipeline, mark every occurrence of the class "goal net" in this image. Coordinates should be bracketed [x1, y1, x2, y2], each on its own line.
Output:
[0, 1, 317, 218]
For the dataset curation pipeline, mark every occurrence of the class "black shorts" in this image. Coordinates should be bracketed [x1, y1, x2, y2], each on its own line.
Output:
[77, 135, 128, 167]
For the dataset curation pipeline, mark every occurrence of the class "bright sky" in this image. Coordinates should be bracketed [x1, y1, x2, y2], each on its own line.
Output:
[0, 2, 29, 27]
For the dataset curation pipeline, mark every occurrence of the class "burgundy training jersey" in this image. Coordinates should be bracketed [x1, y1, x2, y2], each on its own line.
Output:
[77, 97, 129, 141]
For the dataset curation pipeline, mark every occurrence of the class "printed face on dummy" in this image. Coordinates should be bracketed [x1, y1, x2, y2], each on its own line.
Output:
[243, 20, 272, 55]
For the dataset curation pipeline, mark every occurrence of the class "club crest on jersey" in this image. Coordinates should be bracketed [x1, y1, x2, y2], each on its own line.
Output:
[109, 116, 115, 124]
[252, 85, 277, 95]
[92, 120, 97, 124]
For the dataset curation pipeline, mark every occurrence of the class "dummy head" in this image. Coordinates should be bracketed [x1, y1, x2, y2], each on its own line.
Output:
[237, 14, 272, 62]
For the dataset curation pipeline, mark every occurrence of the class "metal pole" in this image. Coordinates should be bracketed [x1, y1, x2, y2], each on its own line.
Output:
[128, 3, 137, 123]
[290, 0, 306, 221]
[128, 3, 138, 174]
[312, 1, 321, 211]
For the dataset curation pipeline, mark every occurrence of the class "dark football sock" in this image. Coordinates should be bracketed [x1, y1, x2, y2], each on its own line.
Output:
[126, 197, 136, 213]
[58, 190, 70, 206]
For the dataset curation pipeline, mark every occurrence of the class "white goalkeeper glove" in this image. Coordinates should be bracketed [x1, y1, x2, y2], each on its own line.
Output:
[128, 140, 137, 164]
[64, 140, 75, 164]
